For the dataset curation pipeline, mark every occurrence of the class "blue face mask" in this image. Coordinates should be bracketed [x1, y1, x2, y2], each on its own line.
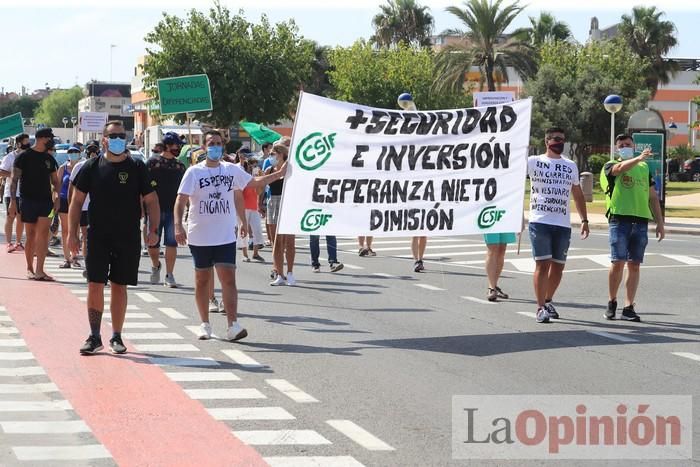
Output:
[69, 152, 81, 161]
[207, 146, 223, 161]
[107, 137, 126, 154]
[618, 147, 635, 160]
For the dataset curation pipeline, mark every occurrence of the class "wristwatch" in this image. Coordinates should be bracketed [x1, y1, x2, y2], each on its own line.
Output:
[581, 219, 589, 223]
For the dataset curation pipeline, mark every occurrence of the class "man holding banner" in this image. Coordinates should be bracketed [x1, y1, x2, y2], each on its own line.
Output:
[527, 127, 589, 323]
[174, 130, 285, 341]
[276, 92, 531, 272]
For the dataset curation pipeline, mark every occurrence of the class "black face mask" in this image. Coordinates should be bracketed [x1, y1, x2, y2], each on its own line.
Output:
[20, 143, 30, 150]
[548, 142, 564, 155]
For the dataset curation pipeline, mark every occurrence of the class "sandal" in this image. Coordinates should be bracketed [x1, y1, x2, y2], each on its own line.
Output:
[34, 274, 55, 282]
[495, 286, 509, 299]
[26, 271, 36, 280]
[72, 259, 82, 268]
[59, 260, 71, 269]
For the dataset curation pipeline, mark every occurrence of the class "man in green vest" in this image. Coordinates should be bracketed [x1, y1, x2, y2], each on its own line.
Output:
[600, 134, 665, 322]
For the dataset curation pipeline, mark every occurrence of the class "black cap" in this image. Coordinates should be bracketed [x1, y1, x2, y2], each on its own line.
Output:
[86, 139, 100, 148]
[35, 128, 55, 138]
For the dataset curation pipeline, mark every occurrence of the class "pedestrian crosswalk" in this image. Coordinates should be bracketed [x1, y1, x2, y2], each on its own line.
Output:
[307, 236, 700, 274]
[0, 310, 114, 465]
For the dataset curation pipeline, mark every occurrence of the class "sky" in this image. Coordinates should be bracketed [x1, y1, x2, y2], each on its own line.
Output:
[0, 0, 698, 94]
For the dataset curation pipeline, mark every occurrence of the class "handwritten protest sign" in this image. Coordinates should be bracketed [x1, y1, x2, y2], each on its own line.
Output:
[157, 74, 212, 115]
[277, 93, 531, 237]
[0, 113, 23, 140]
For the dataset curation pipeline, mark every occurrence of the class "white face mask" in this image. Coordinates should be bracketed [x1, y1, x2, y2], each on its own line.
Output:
[618, 147, 635, 160]
[270, 156, 279, 167]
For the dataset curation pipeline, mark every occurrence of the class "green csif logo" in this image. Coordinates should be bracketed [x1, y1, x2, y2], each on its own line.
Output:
[295, 132, 336, 170]
[301, 209, 333, 232]
[478, 206, 506, 229]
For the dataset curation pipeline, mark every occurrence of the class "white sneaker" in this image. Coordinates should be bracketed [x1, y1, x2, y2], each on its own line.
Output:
[536, 307, 550, 324]
[218, 300, 225, 313]
[226, 322, 248, 341]
[198, 322, 212, 340]
[270, 276, 286, 286]
[208, 298, 219, 313]
[286, 272, 296, 286]
[150, 262, 161, 284]
[164, 273, 177, 288]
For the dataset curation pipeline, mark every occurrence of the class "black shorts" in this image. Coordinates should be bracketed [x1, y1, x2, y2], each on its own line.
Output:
[58, 197, 69, 214]
[19, 198, 52, 224]
[86, 229, 141, 285]
[80, 211, 89, 227]
[4, 197, 20, 214]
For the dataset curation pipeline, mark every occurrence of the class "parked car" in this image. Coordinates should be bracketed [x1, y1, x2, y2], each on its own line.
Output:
[683, 157, 700, 182]
[130, 150, 145, 162]
[53, 150, 70, 166]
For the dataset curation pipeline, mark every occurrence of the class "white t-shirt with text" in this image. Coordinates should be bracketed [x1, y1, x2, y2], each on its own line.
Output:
[1, 150, 21, 198]
[527, 154, 579, 228]
[177, 160, 252, 246]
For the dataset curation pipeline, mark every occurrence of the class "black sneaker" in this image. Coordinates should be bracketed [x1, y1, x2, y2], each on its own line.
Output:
[79, 335, 103, 355]
[605, 300, 617, 320]
[621, 304, 641, 322]
[545, 302, 559, 319]
[109, 335, 127, 354]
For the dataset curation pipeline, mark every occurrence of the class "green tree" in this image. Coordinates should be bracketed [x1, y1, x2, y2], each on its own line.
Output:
[302, 42, 333, 97]
[0, 96, 40, 121]
[143, 2, 314, 127]
[524, 39, 651, 168]
[618, 6, 679, 97]
[513, 12, 572, 47]
[434, 0, 536, 93]
[370, 0, 435, 49]
[33, 86, 83, 128]
[328, 41, 471, 110]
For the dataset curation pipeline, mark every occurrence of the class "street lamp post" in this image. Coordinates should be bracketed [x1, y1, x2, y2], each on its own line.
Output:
[62, 117, 68, 128]
[71, 116, 78, 143]
[604, 95, 623, 160]
[397, 92, 417, 112]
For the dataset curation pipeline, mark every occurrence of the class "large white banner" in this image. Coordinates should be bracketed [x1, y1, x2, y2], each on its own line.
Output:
[277, 93, 531, 237]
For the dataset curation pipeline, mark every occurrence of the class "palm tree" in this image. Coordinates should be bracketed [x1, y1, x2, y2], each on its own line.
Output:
[514, 12, 572, 47]
[618, 6, 679, 97]
[371, 0, 434, 49]
[434, 0, 536, 93]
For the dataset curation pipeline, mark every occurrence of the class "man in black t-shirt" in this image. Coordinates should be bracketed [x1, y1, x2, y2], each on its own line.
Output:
[69, 120, 160, 355]
[146, 131, 185, 287]
[9, 128, 60, 281]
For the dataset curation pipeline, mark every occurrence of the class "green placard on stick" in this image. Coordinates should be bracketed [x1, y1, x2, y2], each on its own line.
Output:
[157, 74, 212, 115]
[0, 113, 24, 140]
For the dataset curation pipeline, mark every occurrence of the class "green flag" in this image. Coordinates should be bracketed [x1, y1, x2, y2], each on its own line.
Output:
[239, 122, 282, 145]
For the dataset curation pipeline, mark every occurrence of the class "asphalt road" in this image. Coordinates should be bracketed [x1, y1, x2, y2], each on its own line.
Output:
[1, 216, 699, 466]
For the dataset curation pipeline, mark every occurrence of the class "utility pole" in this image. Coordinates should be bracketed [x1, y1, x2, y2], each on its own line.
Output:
[110, 44, 117, 82]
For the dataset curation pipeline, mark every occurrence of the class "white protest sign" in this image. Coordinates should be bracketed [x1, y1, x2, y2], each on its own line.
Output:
[473, 91, 515, 107]
[277, 93, 531, 237]
[78, 112, 108, 132]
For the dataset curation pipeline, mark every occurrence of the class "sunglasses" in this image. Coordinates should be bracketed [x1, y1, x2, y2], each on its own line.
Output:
[548, 136, 565, 142]
[107, 133, 127, 139]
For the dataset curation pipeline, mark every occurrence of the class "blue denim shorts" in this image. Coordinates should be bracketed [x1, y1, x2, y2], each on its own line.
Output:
[152, 211, 177, 248]
[188, 242, 237, 270]
[528, 222, 571, 264]
[609, 219, 648, 263]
